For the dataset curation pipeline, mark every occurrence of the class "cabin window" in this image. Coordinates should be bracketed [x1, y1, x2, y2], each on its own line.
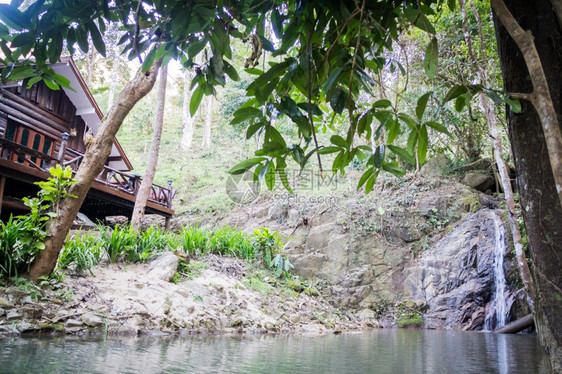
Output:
[4, 122, 16, 141]
[3, 120, 54, 167]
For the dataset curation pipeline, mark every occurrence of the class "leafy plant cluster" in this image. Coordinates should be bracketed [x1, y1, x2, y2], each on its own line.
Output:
[55, 224, 293, 279]
[0, 165, 76, 278]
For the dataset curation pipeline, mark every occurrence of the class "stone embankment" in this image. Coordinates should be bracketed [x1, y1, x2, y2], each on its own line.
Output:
[0, 254, 371, 338]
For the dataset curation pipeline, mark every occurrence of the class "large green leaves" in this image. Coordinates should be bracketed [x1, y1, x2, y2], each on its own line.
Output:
[424, 38, 438, 79]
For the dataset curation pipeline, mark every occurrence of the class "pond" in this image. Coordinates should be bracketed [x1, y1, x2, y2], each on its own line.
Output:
[0, 330, 546, 373]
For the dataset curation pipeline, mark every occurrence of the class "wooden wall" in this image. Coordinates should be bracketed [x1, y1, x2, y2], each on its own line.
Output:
[0, 79, 88, 156]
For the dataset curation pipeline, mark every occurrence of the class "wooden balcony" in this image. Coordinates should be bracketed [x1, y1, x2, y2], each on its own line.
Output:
[0, 133, 175, 221]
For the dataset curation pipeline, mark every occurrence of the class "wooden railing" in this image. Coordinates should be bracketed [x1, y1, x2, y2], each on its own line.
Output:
[0, 133, 174, 209]
[0, 137, 60, 170]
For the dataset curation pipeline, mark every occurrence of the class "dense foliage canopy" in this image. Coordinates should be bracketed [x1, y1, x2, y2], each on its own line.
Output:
[0, 0, 487, 192]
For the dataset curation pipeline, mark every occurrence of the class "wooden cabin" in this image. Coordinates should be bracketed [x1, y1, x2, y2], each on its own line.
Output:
[0, 57, 174, 224]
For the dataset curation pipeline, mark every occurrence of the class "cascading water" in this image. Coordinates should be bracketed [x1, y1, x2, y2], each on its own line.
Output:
[484, 211, 509, 330]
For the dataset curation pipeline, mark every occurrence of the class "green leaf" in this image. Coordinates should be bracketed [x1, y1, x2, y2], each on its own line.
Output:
[228, 157, 267, 175]
[417, 124, 428, 166]
[330, 135, 348, 148]
[141, 46, 156, 73]
[365, 174, 377, 194]
[223, 61, 240, 81]
[442, 85, 468, 104]
[372, 99, 392, 108]
[407, 131, 419, 155]
[75, 26, 89, 54]
[26, 76, 42, 88]
[454, 93, 470, 112]
[0, 4, 31, 30]
[246, 121, 266, 139]
[10, 33, 34, 48]
[373, 145, 385, 168]
[271, 8, 283, 39]
[404, 8, 436, 34]
[190, 86, 204, 116]
[416, 92, 432, 120]
[278, 167, 293, 193]
[88, 21, 106, 57]
[387, 117, 400, 144]
[425, 121, 451, 136]
[265, 160, 276, 190]
[357, 167, 374, 189]
[388, 145, 415, 165]
[231, 107, 262, 125]
[323, 67, 343, 93]
[505, 97, 522, 113]
[398, 113, 418, 131]
[424, 38, 438, 79]
[330, 88, 346, 114]
[382, 163, 406, 177]
[448, 0, 456, 11]
[318, 146, 341, 155]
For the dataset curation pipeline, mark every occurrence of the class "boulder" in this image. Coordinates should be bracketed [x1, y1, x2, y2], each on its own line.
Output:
[418, 196, 448, 219]
[421, 155, 451, 177]
[147, 252, 180, 282]
[6, 310, 22, 321]
[450, 158, 493, 173]
[81, 312, 105, 327]
[0, 297, 14, 309]
[462, 172, 495, 193]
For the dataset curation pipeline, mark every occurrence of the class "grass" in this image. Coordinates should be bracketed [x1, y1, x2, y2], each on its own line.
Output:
[53, 224, 292, 280]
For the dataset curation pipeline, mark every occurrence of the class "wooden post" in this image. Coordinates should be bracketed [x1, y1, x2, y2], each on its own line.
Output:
[57, 132, 69, 166]
[167, 179, 173, 208]
[0, 175, 5, 217]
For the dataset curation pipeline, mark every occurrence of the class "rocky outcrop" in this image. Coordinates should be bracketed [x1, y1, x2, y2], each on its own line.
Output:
[403, 209, 511, 330]
[0, 255, 366, 338]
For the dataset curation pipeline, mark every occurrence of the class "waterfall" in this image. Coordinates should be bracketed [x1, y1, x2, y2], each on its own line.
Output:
[484, 211, 509, 330]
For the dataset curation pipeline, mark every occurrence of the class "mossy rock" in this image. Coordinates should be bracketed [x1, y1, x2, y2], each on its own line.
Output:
[38, 322, 64, 332]
[287, 280, 304, 292]
[397, 313, 424, 328]
[230, 318, 243, 327]
[462, 195, 481, 213]
[304, 287, 319, 297]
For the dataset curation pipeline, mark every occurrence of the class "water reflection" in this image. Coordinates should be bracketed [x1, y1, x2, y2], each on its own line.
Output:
[0, 330, 545, 374]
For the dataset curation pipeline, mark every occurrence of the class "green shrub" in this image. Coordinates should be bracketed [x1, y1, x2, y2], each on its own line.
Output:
[178, 225, 209, 254]
[98, 223, 173, 263]
[252, 228, 293, 278]
[56, 232, 103, 275]
[0, 165, 76, 278]
[207, 225, 253, 259]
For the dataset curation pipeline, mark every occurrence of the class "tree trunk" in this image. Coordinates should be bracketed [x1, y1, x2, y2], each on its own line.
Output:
[179, 69, 194, 150]
[492, 0, 562, 209]
[460, 0, 535, 307]
[107, 45, 120, 113]
[27, 62, 161, 281]
[131, 64, 168, 228]
[201, 94, 213, 149]
[493, 1, 562, 371]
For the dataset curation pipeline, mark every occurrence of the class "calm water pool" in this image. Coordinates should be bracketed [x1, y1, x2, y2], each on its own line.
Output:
[0, 329, 546, 373]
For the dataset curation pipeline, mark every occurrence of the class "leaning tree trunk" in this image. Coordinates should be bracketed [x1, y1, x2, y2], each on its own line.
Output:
[27, 62, 161, 281]
[460, 0, 535, 306]
[131, 63, 168, 228]
[493, 0, 562, 371]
